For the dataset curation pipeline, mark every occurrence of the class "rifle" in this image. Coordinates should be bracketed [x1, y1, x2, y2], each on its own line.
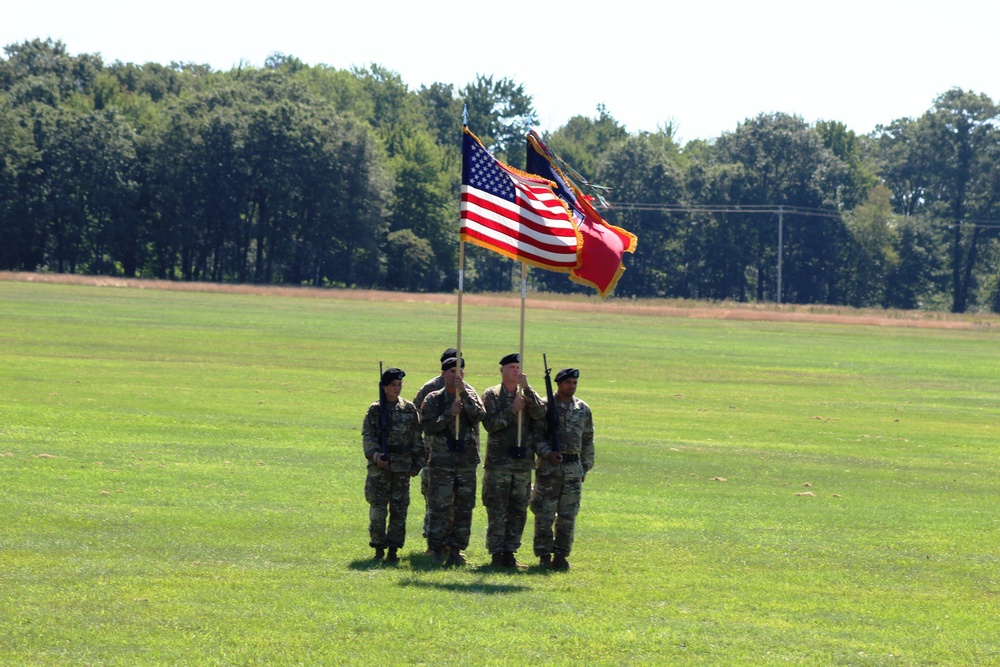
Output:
[378, 362, 390, 463]
[542, 354, 560, 454]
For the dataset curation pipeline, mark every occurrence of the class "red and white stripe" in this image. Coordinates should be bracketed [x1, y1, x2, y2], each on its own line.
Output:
[460, 171, 579, 270]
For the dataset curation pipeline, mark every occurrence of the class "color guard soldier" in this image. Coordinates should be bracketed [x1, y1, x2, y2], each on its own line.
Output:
[481, 353, 546, 567]
[421, 357, 486, 566]
[361, 367, 424, 563]
[531, 367, 594, 570]
[413, 348, 461, 553]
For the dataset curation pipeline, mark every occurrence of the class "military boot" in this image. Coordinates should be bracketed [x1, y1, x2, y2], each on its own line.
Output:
[552, 554, 570, 571]
[539, 553, 551, 568]
[502, 551, 521, 568]
[385, 547, 399, 564]
[431, 548, 447, 565]
[447, 550, 467, 567]
[490, 552, 505, 567]
[373, 547, 385, 562]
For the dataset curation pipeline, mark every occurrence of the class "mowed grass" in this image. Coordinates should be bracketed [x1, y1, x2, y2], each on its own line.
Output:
[1, 280, 998, 666]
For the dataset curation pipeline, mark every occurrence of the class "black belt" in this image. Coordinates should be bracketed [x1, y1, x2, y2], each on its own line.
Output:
[507, 446, 528, 459]
[561, 454, 579, 462]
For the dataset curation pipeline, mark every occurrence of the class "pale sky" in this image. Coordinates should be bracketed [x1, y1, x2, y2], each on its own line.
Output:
[4, 0, 997, 143]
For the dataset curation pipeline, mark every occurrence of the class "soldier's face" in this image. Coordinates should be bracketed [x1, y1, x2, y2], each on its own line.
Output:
[383, 379, 402, 401]
[556, 377, 577, 399]
[501, 363, 520, 384]
[444, 366, 464, 388]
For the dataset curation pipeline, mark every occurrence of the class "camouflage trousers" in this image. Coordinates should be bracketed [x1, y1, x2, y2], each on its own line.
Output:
[482, 468, 531, 554]
[530, 472, 583, 557]
[427, 466, 477, 551]
[420, 467, 431, 540]
[365, 467, 411, 549]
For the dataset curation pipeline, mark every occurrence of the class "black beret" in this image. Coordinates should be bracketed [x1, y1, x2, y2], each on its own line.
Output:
[440, 348, 459, 363]
[441, 357, 466, 371]
[555, 368, 580, 382]
[380, 367, 405, 386]
[499, 353, 520, 366]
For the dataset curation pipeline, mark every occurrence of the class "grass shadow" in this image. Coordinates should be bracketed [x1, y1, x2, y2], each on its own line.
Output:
[398, 577, 529, 595]
[347, 554, 565, 582]
[403, 553, 556, 577]
[347, 557, 400, 571]
[474, 562, 559, 578]
[392, 554, 561, 593]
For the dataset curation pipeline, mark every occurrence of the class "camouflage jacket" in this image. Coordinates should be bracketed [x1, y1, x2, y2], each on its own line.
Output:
[533, 395, 594, 478]
[421, 382, 486, 470]
[413, 375, 446, 412]
[362, 397, 424, 474]
[482, 383, 546, 471]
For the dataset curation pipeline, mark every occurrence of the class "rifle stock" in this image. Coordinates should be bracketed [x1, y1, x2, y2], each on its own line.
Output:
[542, 354, 560, 454]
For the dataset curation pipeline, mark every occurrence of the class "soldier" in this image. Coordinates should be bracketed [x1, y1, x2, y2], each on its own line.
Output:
[421, 356, 486, 566]
[413, 348, 460, 554]
[361, 367, 424, 563]
[481, 353, 546, 568]
[531, 367, 594, 570]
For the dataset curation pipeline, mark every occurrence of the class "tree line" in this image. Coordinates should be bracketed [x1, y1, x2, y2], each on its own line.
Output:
[2, 39, 999, 312]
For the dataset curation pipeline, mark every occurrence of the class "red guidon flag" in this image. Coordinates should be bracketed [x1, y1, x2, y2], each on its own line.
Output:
[460, 127, 580, 271]
[525, 130, 637, 297]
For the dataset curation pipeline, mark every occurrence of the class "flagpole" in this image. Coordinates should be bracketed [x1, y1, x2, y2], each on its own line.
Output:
[455, 240, 465, 439]
[517, 262, 527, 447]
[456, 104, 469, 441]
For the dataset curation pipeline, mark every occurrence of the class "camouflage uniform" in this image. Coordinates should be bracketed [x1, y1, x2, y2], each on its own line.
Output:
[481, 382, 546, 557]
[413, 375, 446, 541]
[531, 395, 594, 558]
[361, 397, 424, 549]
[421, 383, 486, 552]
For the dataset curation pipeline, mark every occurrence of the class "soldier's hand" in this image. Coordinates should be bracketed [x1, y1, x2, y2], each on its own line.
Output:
[512, 394, 524, 411]
[376, 454, 389, 468]
[449, 398, 463, 416]
[517, 373, 528, 390]
[547, 451, 563, 466]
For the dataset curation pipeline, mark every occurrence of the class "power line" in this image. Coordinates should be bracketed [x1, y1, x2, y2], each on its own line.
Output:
[953, 220, 1000, 229]
[603, 202, 1000, 305]
[606, 202, 842, 219]
[607, 202, 1000, 227]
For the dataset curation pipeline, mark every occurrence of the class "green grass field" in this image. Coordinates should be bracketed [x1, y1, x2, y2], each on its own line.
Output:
[1, 280, 998, 666]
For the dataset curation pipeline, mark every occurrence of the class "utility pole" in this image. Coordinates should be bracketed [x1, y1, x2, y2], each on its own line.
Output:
[777, 205, 784, 306]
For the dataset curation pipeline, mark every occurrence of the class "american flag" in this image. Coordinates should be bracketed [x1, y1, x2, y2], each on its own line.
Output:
[460, 128, 579, 271]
